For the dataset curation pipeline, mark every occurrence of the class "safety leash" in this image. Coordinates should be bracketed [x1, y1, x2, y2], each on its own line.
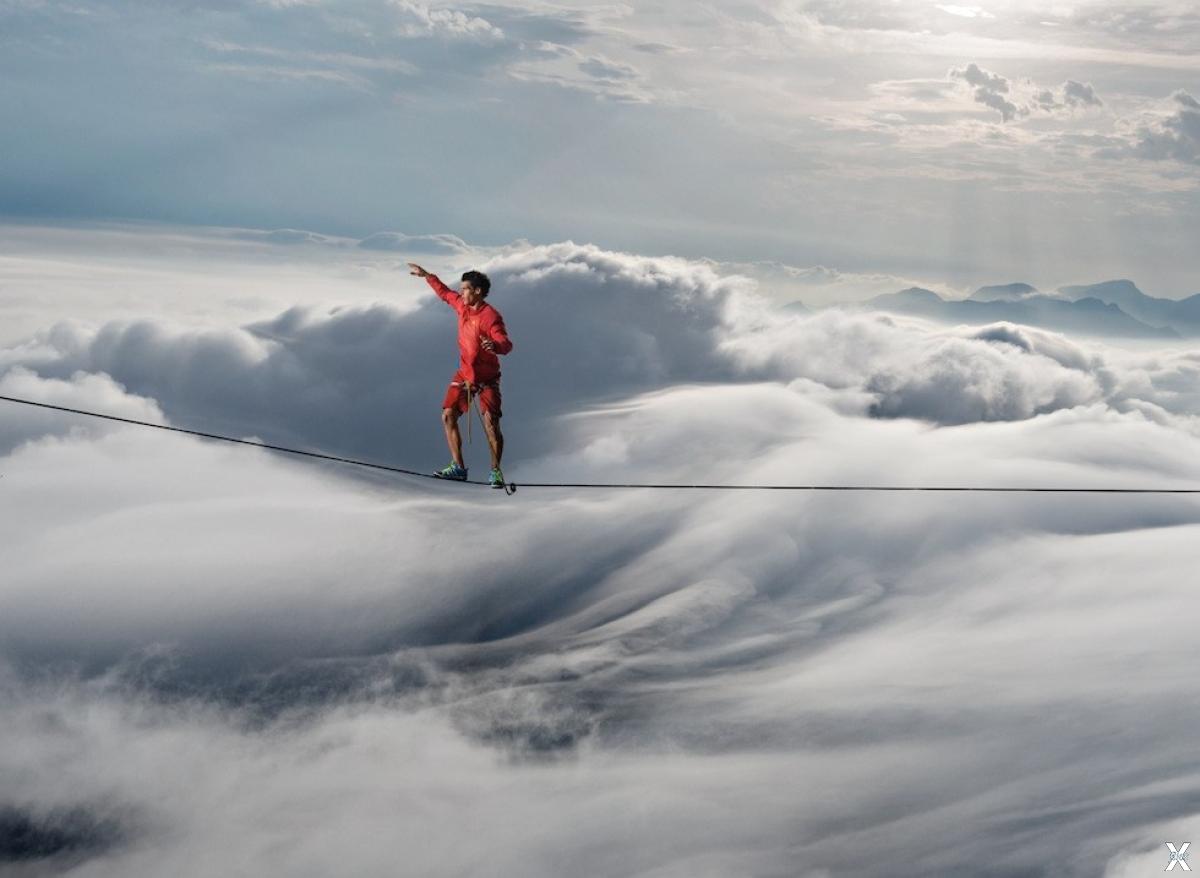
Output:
[465, 382, 473, 444]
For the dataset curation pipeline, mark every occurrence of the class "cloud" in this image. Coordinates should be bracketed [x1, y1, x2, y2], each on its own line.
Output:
[936, 4, 994, 19]
[1129, 90, 1200, 164]
[1, 243, 749, 468]
[972, 86, 1020, 121]
[952, 61, 1009, 94]
[722, 310, 1128, 425]
[1176, 91, 1200, 111]
[198, 38, 420, 86]
[0, 801, 130, 865]
[0, 365, 165, 456]
[865, 76, 962, 110]
[392, 0, 505, 41]
[7, 238, 1200, 481]
[630, 41, 686, 55]
[788, 0, 921, 32]
[1088, 88, 1200, 166]
[7, 228, 1200, 875]
[1063, 78, 1103, 108]
[577, 54, 639, 81]
[507, 40, 654, 102]
[1056, 3, 1200, 53]
[6, 343, 1200, 875]
[231, 228, 339, 245]
[356, 231, 472, 254]
[948, 63, 1103, 122]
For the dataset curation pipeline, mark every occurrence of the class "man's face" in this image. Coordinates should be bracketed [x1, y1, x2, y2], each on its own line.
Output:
[461, 280, 484, 308]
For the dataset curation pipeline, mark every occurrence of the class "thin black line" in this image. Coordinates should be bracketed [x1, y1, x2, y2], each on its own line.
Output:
[1, 394, 452, 482]
[4, 394, 1200, 494]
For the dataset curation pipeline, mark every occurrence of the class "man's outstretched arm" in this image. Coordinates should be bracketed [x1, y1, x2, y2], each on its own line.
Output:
[407, 262, 462, 311]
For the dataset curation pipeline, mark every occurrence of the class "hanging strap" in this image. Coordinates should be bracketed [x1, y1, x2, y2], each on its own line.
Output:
[454, 379, 497, 445]
[465, 383, 473, 444]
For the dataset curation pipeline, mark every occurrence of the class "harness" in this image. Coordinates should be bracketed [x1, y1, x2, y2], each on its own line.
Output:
[452, 379, 499, 444]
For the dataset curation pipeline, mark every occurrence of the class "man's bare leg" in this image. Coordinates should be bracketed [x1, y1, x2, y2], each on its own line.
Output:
[482, 412, 504, 470]
[441, 407, 465, 468]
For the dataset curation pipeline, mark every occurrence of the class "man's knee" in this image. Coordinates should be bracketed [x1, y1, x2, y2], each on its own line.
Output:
[482, 411, 501, 433]
[442, 407, 460, 427]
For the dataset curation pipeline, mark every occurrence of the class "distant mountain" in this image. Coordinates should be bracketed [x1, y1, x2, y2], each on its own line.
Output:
[868, 287, 945, 312]
[1058, 280, 1200, 334]
[862, 287, 1179, 339]
[970, 282, 1038, 302]
[780, 300, 810, 315]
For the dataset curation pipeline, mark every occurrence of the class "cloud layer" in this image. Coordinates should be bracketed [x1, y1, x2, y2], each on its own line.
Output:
[7, 231, 1200, 477]
[5, 229, 1200, 875]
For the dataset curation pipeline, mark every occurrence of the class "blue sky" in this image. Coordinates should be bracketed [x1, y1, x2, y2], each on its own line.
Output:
[3, 0, 1198, 293]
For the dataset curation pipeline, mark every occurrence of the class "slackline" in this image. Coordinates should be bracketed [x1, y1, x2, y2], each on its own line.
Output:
[3, 393, 1200, 495]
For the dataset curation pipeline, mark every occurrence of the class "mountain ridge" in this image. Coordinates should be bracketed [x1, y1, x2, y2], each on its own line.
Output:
[861, 285, 1180, 339]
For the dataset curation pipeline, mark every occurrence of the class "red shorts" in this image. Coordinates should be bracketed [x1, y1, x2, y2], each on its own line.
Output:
[442, 373, 502, 419]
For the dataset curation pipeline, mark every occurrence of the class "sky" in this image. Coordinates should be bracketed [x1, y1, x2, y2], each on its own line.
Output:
[1, 0, 1199, 296]
[4, 2, 1200, 877]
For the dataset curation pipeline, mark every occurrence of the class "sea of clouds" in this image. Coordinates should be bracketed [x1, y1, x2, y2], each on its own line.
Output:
[2, 224, 1199, 877]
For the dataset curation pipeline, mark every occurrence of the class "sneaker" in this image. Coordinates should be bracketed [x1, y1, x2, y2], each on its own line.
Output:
[434, 462, 468, 481]
[488, 467, 505, 489]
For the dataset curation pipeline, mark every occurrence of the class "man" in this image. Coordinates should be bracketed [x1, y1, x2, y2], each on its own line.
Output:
[407, 262, 513, 488]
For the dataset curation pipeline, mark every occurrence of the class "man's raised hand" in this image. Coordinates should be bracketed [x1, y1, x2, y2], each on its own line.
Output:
[407, 262, 429, 277]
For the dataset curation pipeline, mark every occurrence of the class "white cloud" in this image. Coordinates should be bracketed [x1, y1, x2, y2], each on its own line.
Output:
[391, 0, 505, 41]
[1063, 78, 1104, 108]
[7, 227, 1200, 875]
[356, 230, 473, 253]
[3, 367, 1200, 876]
[0, 366, 164, 455]
[200, 38, 419, 76]
[203, 62, 375, 89]
[8, 230, 1200, 480]
[936, 5, 995, 19]
[1129, 89, 1200, 164]
[948, 63, 1105, 122]
[506, 40, 655, 102]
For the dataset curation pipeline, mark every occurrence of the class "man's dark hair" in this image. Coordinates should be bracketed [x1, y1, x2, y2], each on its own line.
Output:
[461, 270, 491, 298]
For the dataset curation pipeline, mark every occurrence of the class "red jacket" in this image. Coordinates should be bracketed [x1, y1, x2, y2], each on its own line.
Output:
[427, 274, 513, 384]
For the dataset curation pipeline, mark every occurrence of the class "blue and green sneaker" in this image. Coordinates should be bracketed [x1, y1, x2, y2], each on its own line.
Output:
[434, 462, 468, 481]
[488, 467, 505, 489]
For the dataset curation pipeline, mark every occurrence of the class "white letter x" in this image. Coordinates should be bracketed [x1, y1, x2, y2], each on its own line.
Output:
[1166, 842, 1191, 871]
